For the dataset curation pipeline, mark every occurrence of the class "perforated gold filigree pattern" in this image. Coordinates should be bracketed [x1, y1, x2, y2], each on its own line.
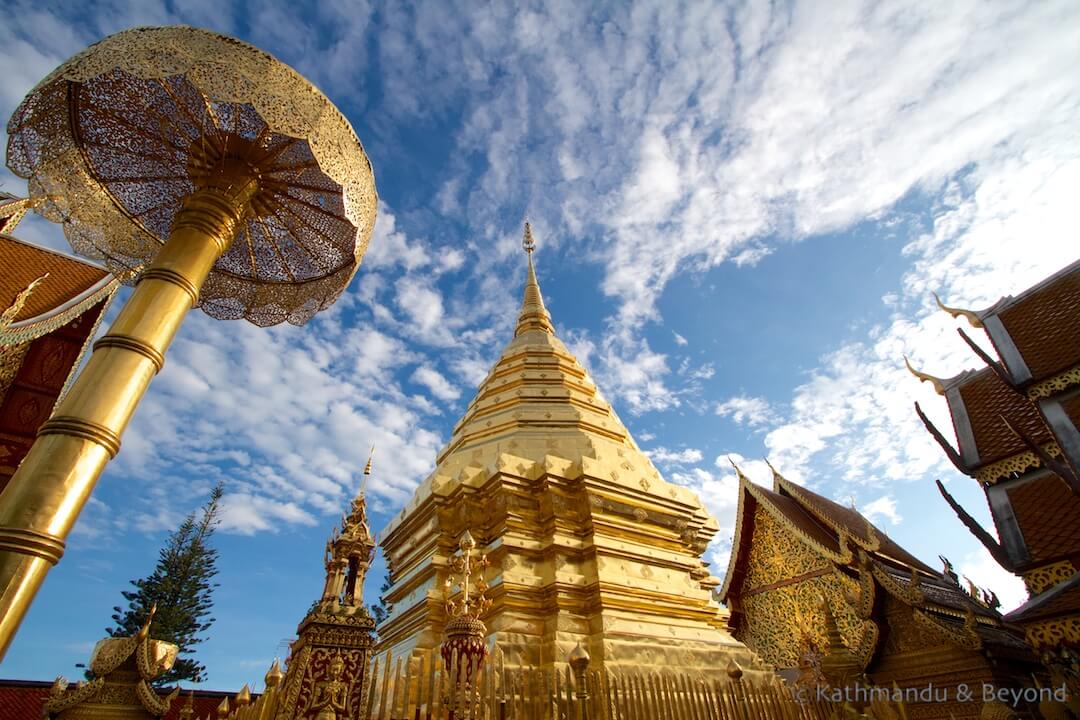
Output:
[1025, 616, 1080, 650]
[6, 26, 377, 327]
[1024, 560, 1078, 595]
[975, 443, 1062, 485]
[1027, 366, 1080, 400]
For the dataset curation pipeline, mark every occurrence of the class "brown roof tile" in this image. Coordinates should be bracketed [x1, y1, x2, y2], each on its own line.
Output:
[1007, 473, 1080, 564]
[0, 235, 108, 323]
[0, 681, 257, 720]
[994, 264, 1080, 381]
[752, 483, 842, 554]
[778, 480, 937, 575]
[0, 682, 49, 720]
[956, 370, 1050, 467]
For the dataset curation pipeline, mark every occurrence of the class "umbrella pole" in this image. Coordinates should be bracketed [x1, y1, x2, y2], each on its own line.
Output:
[0, 177, 256, 659]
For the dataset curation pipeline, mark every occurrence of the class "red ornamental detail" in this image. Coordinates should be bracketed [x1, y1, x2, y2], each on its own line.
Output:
[441, 615, 488, 688]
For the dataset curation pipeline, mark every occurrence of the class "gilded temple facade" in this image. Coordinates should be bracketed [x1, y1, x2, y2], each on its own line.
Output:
[719, 465, 1037, 719]
[375, 225, 761, 674]
[912, 259, 1080, 682]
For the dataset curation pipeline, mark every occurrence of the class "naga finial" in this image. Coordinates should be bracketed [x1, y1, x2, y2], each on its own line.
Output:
[137, 604, 157, 641]
[523, 221, 536, 254]
[1, 273, 49, 330]
[727, 456, 750, 483]
[933, 292, 983, 328]
[904, 355, 945, 395]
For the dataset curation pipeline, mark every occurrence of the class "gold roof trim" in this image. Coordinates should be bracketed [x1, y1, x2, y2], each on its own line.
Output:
[933, 291, 984, 328]
[903, 355, 946, 395]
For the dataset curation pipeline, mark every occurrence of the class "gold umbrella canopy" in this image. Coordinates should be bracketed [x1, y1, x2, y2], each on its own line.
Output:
[6, 26, 377, 327]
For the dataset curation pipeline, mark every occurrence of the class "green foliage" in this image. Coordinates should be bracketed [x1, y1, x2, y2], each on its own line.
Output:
[369, 576, 393, 628]
[106, 483, 224, 686]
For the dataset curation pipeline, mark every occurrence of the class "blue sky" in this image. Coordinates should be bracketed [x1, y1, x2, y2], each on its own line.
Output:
[2, 0, 1079, 691]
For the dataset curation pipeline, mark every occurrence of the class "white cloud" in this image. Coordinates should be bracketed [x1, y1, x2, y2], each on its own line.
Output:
[861, 495, 902, 527]
[715, 395, 772, 428]
[672, 331, 687, 346]
[645, 447, 703, 466]
[218, 494, 318, 536]
[410, 365, 460, 402]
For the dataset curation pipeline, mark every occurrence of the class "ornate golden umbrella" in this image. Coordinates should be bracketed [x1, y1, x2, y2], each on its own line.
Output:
[0, 26, 377, 656]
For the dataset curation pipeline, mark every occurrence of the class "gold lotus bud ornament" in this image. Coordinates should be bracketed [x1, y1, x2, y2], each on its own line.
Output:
[0, 25, 377, 658]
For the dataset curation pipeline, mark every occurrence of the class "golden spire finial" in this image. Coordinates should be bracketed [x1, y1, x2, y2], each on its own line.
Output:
[933, 292, 983, 328]
[903, 355, 945, 395]
[523, 221, 536, 254]
[361, 445, 375, 493]
[1, 273, 49, 330]
[236, 684, 251, 707]
[514, 222, 554, 337]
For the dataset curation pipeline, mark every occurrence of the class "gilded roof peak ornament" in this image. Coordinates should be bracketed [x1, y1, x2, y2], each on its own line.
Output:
[933, 292, 984, 328]
[136, 604, 157, 642]
[726, 456, 750, 484]
[361, 445, 375, 491]
[0, 272, 49, 331]
[903, 355, 946, 395]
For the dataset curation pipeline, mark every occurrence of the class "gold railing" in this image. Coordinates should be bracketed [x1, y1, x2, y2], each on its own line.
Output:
[213, 650, 910, 720]
[359, 649, 838, 720]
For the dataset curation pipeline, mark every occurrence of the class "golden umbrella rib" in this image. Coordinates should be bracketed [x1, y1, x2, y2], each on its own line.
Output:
[254, 215, 299, 283]
[272, 198, 341, 273]
[243, 225, 259, 279]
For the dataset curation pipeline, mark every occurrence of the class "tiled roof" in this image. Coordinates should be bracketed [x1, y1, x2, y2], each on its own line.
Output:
[1007, 473, 1080, 565]
[0, 681, 256, 720]
[0, 681, 49, 720]
[955, 369, 1050, 467]
[0, 235, 108, 323]
[752, 483, 842, 554]
[994, 262, 1080, 381]
[777, 480, 937, 575]
[1007, 571, 1080, 624]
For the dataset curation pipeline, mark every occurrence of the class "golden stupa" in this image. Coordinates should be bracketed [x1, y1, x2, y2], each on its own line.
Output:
[376, 224, 762, 674]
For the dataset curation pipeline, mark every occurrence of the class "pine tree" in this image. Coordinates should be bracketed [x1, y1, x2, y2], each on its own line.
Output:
[369, 576, 393, 627]
[107, 483, 224, 686]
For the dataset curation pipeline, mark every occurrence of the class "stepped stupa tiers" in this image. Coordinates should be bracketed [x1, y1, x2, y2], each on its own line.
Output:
[377, 224, 762, 673]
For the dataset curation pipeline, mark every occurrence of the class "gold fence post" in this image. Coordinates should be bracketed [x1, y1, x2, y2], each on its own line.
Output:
[569, 643, 591, 720]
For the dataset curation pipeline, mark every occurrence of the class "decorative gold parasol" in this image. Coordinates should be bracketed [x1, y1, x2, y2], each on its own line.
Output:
[0, 26, 377, 657]
[7, 25, 376, 326]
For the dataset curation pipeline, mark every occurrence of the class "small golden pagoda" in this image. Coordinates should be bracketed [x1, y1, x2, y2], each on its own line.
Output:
[376, 224, 761, 674]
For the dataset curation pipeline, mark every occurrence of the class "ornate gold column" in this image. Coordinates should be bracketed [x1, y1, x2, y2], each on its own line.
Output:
[0, 177, 256, 657]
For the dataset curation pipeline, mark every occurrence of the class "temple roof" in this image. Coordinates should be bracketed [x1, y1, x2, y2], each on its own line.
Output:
[721, 467, 975, 608]
[984, 258, 1080, 382]
[0, 233, 112, 330]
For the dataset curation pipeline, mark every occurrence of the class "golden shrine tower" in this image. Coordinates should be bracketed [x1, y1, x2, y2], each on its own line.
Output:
[376, 224, 761, 674]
